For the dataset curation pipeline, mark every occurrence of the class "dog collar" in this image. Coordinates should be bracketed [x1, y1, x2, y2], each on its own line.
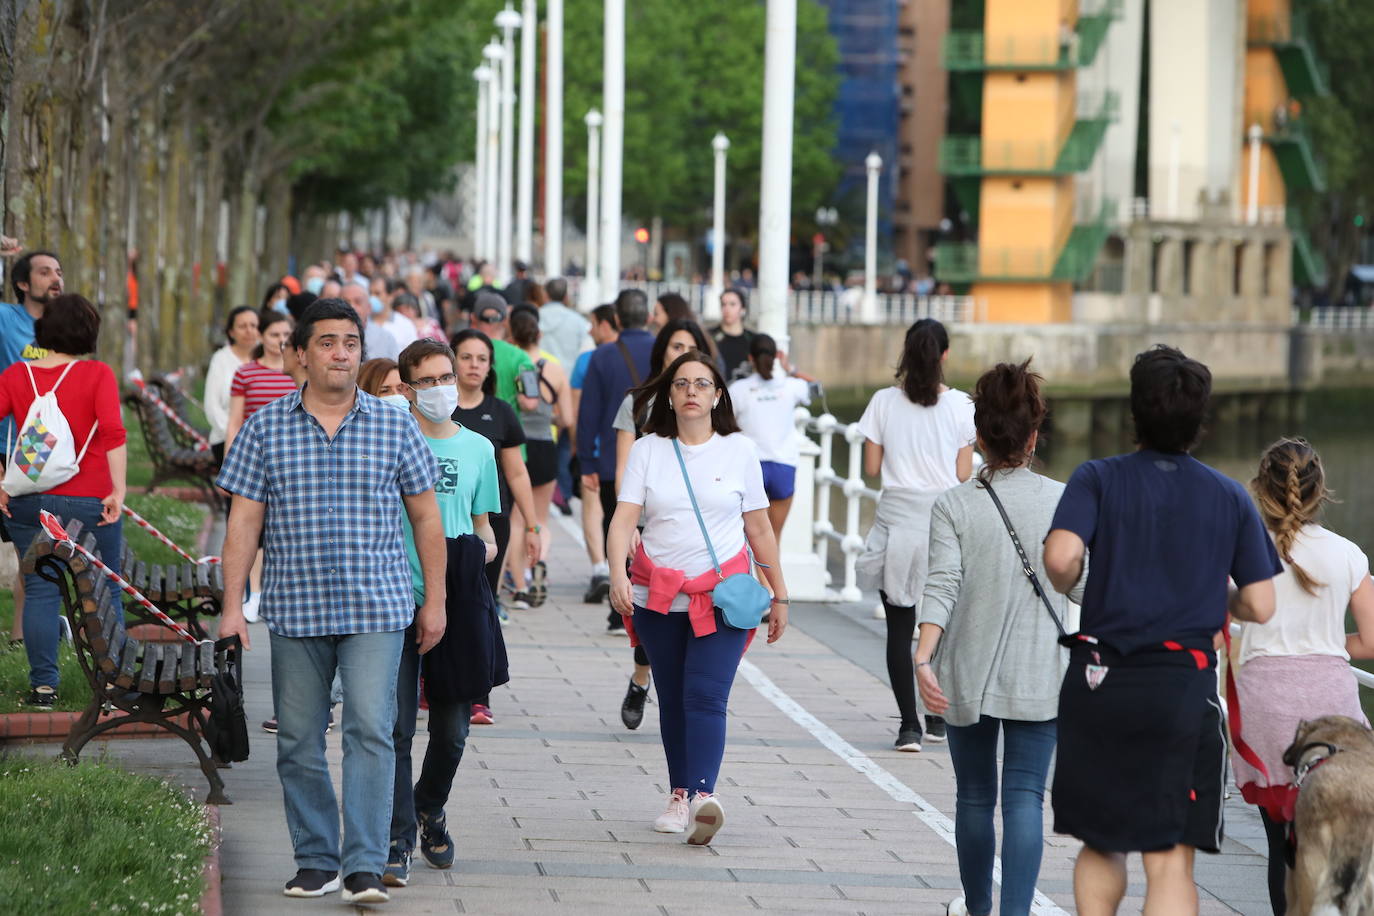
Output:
[1293, 740, 1343, 788]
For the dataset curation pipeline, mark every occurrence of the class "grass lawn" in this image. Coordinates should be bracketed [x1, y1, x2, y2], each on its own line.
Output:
[0, 755, 210, 915]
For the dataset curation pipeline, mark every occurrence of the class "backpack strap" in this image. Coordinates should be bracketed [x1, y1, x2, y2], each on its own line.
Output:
[616, 340, 642, 387]
[22, 361, 98, 464]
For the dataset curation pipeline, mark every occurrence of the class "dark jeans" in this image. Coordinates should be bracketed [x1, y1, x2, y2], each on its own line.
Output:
[945, 716, 1057, 916]
[8, 493, 123, 689]
[631, 606, 749, 795]
[554, 433, 573, 505]
[391, 623, 472, 852]
[880, 592, 920, 730]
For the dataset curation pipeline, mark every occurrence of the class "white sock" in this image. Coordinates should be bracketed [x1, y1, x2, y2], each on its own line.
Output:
[593, 561, 609, 577]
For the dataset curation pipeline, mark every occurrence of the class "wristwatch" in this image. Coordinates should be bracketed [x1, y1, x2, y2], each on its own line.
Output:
[771, 597, 790, 605]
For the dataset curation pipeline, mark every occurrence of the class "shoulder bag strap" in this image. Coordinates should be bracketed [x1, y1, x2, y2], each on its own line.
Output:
[671, 438, 723, 579]
[979, 478, 1067, 637]
[616, 340, 642, 387]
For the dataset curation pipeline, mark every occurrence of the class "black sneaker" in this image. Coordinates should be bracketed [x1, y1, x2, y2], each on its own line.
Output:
[606, 608, 626, 633]
[621, 677, 650, 730]
[283, 868, 340, 897]
[341, 872, 389, 904]
[584, 574, 610, 603]
[382, 846, 411, 887]
[417, 810, 455, 869]
[510, 591, 531, 611]
[924, 715, 947, 743]
[24, 686, 56, 710]
[528, 561, 548, 607]
[261, 717, 278, 734]
[895, 726, 923, 752]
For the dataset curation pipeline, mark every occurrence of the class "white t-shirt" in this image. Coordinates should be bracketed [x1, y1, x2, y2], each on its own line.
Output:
[1238, 525, 1370, 665]
[387, 312, 419, 349]
[619, 432, 769, 611]
[857, 386, 975, 492]
[728, 374, 811, 465]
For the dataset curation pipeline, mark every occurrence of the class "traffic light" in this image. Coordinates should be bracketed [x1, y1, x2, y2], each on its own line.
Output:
[634, 227, 650, 244]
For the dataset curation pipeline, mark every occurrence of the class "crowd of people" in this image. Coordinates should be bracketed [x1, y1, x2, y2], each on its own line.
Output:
[1, 241, 1372, 915]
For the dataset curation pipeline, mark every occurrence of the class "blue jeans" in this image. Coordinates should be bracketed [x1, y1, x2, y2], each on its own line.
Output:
[8, 493, 123, 689]
[270, 629, 404, 877]
[945, 716, 1057, 916]
[391, 624, 471, 852]
[554, 432, 573, 503]
[632, 606, 749, 795]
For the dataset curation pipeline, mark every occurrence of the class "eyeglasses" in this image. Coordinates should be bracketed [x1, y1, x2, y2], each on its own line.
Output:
[671, 378, 716, 393]
[408, 373, 457, 389]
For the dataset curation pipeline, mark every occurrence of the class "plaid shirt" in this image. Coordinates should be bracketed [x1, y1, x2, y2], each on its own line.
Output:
[216, 387, 439, 638]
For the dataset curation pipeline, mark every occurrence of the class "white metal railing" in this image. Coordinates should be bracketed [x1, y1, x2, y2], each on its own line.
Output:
[801, 411, 880, 602]
[563, 277, 981, 326]
[1302, 306, 1374, 332]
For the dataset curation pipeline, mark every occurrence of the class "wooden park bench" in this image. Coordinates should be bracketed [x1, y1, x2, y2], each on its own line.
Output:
[119, 542, 224, 640]
[146, 373, 209, 454]
[23, 519, 238, 804]
[123, 386, 223, 510]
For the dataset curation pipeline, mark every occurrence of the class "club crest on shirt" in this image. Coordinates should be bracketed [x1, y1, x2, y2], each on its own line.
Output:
[1085, 650, 1108, 690]
[436, 456, 461, 496]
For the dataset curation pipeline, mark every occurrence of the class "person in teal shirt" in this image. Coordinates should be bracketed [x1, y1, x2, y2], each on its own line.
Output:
[388, 339, 499, 886]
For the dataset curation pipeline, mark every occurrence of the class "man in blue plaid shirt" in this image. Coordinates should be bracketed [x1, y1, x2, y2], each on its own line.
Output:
[217, 298, 446, 905]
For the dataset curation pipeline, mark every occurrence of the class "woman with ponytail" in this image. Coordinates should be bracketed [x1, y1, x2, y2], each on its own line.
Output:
[1233, 438, 1374, 915]
[856, 318, 975, 751]
[912, 360, 1083, 916]
[727, 334, 814, 538]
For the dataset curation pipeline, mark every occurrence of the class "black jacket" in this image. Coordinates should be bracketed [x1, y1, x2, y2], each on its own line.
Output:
[422, 534, 509, 703]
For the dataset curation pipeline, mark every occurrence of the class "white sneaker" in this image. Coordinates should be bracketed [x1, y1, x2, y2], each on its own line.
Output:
[946, 896, 969, 916]
[652, 789, 690, 833]
[242, 592, 261, 623]
[685, 793, 725, 846]
[872, 602, 886, 620]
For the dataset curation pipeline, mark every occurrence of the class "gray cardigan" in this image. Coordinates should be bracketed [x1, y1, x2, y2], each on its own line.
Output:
[919, 466, 1087, 727]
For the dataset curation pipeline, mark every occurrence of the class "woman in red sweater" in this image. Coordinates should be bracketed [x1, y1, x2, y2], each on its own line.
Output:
[0, 294, 126, 709]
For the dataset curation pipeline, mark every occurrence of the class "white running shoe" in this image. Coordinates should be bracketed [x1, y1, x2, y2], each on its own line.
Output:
[685, 793, 725, 846]
[872, 602, 886, 620]
[242, 592, 261, 623]
[946, 896, 969, 916]
[653, 789, 690, 833]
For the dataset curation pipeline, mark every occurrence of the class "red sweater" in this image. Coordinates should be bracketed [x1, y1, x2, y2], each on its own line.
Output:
[0, 359, 127, 498]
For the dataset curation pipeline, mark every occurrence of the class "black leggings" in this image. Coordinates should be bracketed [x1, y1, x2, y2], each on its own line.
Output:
[1259, 808, 1288, 916]
[600, 477, 649, 667]
[476, 512, 513, 709]
[882, 593, 921, 730]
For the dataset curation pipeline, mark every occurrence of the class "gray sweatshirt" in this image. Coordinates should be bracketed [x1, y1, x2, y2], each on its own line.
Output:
[919, 466, 1087, 727]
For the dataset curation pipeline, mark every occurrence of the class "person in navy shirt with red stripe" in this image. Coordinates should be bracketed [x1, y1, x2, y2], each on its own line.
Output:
[1043, 345, 1281, 916]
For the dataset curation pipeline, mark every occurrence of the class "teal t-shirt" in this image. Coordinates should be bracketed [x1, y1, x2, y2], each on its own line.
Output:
[403, 425, 501, 604]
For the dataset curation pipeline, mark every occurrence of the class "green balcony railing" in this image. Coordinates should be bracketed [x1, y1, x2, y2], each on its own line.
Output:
[933, 200, 1116, 285]
[942, 2, 1122, 71]
[1054, 199, 1116, 282]
[1254, 113, 1328, 193]
[1247, 11, 1330, 96]
[939, 93, 1118, 177]
[1287, 205, 1328, 289]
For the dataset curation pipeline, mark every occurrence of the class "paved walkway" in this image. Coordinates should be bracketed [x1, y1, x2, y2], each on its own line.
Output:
[73, 518, 1274, 915]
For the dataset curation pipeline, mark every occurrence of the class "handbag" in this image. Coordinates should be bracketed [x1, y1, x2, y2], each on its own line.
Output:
[204, 635, 250, 763]
[671, 438, 772, 630]
[978, 478, 1067, 637]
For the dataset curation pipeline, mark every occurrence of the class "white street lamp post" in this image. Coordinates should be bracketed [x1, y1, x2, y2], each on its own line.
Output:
[473, 66, 492, 261]
[482, 41, 505, 265]
[516, 0, 537, 267]
[862, 151, 882, 324]
[496, 4, 522, 283]
[600, 0, 625, 298]
[1167, 120, 1182, 220]
[757, 0, 796, 349]
[584, 109, 603, 310]
[706, 132, 730, 322]
[1246, 123, 1263, 226]
[544, 0, 564, 276]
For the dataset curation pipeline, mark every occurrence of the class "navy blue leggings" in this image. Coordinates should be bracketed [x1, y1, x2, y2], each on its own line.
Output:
[631, 607, 749, 795]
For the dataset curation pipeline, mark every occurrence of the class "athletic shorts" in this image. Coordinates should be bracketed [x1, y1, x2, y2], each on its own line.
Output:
[525, 439, 558, 488]
[1052, 640, 1226, 854]
[759, 461, 796, 501]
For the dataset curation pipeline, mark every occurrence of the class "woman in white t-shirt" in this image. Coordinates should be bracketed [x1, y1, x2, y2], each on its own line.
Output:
[1232, 438, 1374, 916]
[727, 333, 813, 539]
[203, 306, 260, 463]
[607, 349, 789, 848]
[855, 318, 975, 753]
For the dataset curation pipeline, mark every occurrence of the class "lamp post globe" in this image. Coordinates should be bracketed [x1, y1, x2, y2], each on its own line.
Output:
[712, 132, 730, 155]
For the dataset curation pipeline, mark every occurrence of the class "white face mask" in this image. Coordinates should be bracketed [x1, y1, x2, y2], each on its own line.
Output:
[414, 383, 458, 422]
[379, 393, 410, 411]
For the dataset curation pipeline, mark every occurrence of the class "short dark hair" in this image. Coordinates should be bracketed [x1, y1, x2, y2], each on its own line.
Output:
[591, 304, 619, 329]
[1129, 345, 1212, 453]
[294, 297, 364, 352]
[285, 291, 317, 322]
[391, 292, 420, 314]
[634, 349, 741, 439]
[510, 309, 541, 348]
[34, 293, 100, 355]
[449, 328, 497, 396]
[11, 250, 60, 304]
[615, 288, 649, 329]
[545, 277, 568, 302]
[398, 338, 455, 383]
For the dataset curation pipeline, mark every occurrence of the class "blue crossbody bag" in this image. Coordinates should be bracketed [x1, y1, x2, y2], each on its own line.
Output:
[671, 438, 772, 630]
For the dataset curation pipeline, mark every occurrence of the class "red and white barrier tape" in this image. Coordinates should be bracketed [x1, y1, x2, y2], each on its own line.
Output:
[39, 510, 205, 646]
[127, 370, 212, 452]
[121, 505, 220, 566]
